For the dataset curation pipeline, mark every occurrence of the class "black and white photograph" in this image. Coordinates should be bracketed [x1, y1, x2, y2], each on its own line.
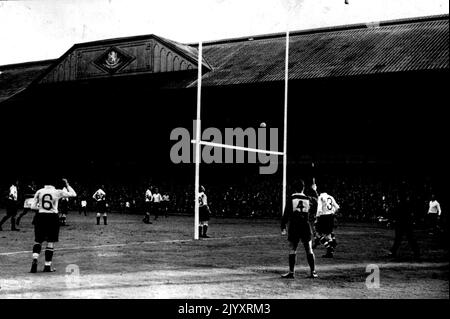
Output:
[0, 0, 448, 306]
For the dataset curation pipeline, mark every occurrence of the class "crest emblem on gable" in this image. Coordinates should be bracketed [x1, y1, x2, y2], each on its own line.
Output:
[93, 47, 134, 74]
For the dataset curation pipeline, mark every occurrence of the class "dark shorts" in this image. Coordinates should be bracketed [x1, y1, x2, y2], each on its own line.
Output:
[59, 200, 69, 215]
[145, 201, 152, 212]
[199, 206, 210, 222]
[153, 202, 161, 214]
[288, 218, 313, 244]
[316, 214, 335, 235]
[34, 213, 60, 243]
[6, 200, 18, 217]
[96, 201, 106, 213]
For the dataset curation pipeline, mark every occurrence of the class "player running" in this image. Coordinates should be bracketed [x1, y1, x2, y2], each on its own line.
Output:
[0, 180, 20, 231]
[198, 185, 211, 238]
[314, 191, 340, 258]
[93, 186, 107, 225]
[30, 178, 76, 273]
[281, 179, 318, 279]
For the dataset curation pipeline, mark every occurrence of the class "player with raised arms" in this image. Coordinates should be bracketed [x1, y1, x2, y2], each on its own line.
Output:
[30, 178, 76, 273]
[93, 186, 107, 225]
[314, 190, 340, 258]
[281, 179, 318, 279]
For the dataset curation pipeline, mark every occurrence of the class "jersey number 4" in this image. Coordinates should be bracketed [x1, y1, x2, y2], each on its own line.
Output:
[294, 199, 310, 213]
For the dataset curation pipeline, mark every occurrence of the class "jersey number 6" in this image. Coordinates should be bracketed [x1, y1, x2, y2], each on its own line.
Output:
[42, 194, 53, 210]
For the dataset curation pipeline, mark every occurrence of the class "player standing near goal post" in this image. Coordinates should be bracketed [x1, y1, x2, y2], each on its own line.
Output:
[93, 186, 107, 225]
[30, 178, 76, 273]
[281, 179, 318, 279]
[199, 185, 211, 238]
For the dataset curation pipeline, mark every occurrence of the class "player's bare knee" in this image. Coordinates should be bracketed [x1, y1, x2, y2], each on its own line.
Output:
[304, 241, 313, 254]
[288, 241, 298, 254]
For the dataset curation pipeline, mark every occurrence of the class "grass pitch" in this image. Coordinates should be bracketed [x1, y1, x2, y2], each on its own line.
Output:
[0, 210, 448, 298]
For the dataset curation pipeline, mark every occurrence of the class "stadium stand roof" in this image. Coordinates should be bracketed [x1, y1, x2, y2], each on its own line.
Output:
[0, 14, 448, 102]
[0, 59, 54, 103]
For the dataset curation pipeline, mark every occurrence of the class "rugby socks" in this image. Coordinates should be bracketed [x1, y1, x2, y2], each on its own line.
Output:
[96, 214, 100, 225]
[288, 253, 296, 273]
[45, 247, 54, 266]
[203, 225, 208, 237]
[103, 215, 107, 225]
[307, 253, 315, 273]
[11, 217, 19, 230]
[32, 243, 42, 260]
[199, 226, 203, 237]
[30, 244, 40, 273]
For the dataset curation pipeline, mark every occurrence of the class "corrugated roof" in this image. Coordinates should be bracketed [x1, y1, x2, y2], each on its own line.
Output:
[189, 14, 449, 87]
[0, 60, 54, 103]
[0, 14, 448, 102]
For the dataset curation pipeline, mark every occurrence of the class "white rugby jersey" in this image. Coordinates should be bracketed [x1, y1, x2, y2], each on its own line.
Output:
[198, 192, 207, 207]
[33, 185, 77, 214]
[428, 200, 441, 216]
[93, 189, 106, 201]
[162, 194, 170, 202]
[152, 193, 163, 203]
[9, 185, 18, 201]
[81, 200, 87, 207]
[145, 189, 153, 202]
[317, 193, 339, 217]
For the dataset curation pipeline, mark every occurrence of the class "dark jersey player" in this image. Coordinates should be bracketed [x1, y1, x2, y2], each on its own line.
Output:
[281, 179, 318, 279]
[16, 181, 37, 227]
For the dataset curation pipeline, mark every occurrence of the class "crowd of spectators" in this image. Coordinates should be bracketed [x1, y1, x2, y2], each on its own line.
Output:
[0, 173, 442, 223]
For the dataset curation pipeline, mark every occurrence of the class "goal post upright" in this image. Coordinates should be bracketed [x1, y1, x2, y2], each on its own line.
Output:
[194, 40, 203, 240]
[282, 29, 290, 216]
[192, 14, 290, 238]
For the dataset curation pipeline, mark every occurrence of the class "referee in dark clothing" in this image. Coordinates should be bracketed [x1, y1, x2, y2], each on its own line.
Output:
[388, 181, 420, 259]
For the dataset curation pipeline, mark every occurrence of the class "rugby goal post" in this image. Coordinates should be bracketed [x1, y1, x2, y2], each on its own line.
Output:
[192, 32, 290, 240]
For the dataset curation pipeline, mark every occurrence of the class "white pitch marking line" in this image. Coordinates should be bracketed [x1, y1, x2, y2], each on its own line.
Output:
[0, 234, 279, 256]
[190, 140, 284, 156]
